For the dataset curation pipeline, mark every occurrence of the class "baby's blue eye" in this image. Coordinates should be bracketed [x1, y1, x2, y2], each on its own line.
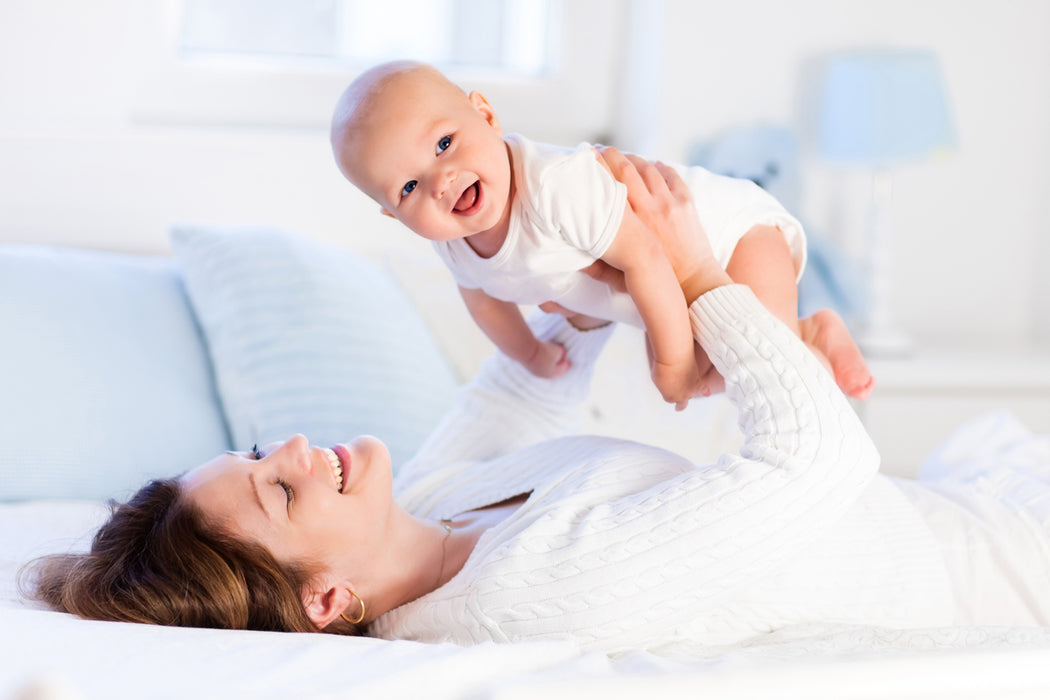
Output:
[436, 135, 452, 154]
[401, 180, 417, 198]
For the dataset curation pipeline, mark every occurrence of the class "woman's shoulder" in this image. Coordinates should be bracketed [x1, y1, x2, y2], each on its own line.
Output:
[380, 436, 697, 645]
[467, 438, 695, 564]
[396, 435, 688, 518]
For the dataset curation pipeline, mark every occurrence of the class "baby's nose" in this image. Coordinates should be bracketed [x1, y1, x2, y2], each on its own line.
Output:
[433, 168, 456, 199]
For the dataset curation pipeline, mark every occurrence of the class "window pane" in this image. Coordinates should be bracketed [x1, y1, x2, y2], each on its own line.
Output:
[181, 0, 340, 58]
[338, 0, 452, 65]
[179, 0, 552, 75]
[449, 0, 506, 68]
[504, 0, 551, 74]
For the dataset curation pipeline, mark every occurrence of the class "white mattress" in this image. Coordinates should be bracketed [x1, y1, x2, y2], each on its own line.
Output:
[5, 416, 1050, 700]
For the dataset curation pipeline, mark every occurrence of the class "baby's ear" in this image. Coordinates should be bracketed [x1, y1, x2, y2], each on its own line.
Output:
[379, 207, 395, 219]
[469, 91, 501, 134]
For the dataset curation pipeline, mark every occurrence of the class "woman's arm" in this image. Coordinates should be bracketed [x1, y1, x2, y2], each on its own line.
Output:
[504, 285, 880, 647]
[594, 148, 731, 302]
[494, 155, 880, 645]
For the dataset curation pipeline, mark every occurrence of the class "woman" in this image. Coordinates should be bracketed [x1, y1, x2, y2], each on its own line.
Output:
[26, 151, 1049, 653]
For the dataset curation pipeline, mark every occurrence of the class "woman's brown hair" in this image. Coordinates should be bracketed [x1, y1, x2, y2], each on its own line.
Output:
[20, 478, 361, 635]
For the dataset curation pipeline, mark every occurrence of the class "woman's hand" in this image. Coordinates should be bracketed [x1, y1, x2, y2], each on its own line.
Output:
[594, 147, 730, 304]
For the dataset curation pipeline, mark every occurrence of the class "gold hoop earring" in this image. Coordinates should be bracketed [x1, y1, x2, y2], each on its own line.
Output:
[340, 588, 366, 625]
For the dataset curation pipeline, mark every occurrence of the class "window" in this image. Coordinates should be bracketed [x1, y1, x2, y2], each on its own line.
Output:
[129, 0, 620, 143]
[179, 0, 553, 77]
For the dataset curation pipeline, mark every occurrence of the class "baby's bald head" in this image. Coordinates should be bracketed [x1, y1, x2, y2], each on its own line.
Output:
[330, 61, 469, 185]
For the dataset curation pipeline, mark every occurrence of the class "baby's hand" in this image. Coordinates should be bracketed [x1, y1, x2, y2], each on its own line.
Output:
[523, 340, 571, 379]
[650, 355, 701, 411]
[692, 342, 726, 397]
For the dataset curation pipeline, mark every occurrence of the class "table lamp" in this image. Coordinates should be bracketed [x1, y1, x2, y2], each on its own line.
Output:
[817, 49, 955, 356]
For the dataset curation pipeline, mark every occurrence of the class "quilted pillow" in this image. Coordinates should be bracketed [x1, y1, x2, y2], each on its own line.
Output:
[170, 226, 458, 471]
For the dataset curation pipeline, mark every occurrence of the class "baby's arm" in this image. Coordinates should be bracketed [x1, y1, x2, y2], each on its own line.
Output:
[601, 204, 698, 410]
[458, 286, 571, 379]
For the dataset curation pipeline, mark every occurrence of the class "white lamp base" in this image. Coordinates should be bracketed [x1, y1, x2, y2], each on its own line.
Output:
[859, 171, 912, 358]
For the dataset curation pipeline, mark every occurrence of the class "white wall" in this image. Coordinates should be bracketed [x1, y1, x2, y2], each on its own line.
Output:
[650, 0, 1050, 346]
[0, 1, 396, 258]
[1, 0, 1047, 345]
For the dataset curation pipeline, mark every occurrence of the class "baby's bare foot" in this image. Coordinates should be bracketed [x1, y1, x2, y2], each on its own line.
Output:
[800, 309, 875, 400]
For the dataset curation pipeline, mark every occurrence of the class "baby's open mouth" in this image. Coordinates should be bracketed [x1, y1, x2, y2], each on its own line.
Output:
[453, 181, 480, 213]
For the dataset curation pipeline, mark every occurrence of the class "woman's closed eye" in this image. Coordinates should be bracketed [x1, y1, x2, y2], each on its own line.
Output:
[275, 477, 294, 506]
[245, 444, 293, 507]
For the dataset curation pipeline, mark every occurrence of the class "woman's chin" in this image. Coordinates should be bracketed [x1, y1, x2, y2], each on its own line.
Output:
[347, 436, 392, 488]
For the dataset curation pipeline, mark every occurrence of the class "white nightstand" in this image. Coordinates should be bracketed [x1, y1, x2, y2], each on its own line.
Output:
[855, 341, 1050, 478]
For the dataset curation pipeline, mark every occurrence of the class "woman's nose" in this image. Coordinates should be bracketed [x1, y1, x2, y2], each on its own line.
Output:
[272, 434, 312, 475]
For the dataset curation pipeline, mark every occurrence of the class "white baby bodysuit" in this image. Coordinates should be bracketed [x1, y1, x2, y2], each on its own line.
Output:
[432, 134, 807, 326]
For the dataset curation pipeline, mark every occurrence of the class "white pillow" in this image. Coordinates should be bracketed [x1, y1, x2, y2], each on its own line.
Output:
[170, 226, 459, 471]
[0, 246, 231, 502]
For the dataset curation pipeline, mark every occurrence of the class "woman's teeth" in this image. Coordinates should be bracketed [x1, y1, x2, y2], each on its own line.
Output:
[322, 447, 344, 492]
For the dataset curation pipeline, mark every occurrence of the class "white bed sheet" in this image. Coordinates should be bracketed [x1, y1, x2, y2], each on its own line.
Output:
[5, 415, 1050, 700]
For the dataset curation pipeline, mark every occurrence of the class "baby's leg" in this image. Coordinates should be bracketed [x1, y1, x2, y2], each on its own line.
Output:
[725, 226, 874, 399]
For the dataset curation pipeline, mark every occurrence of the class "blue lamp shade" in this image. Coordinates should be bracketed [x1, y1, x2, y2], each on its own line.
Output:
[818, 50, 955, 166]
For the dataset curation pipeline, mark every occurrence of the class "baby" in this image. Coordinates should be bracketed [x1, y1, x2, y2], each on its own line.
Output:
[330, 60, 873, 407]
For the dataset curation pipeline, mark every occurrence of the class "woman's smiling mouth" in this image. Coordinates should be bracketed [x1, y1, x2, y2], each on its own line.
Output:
[322, 447, 345, 492]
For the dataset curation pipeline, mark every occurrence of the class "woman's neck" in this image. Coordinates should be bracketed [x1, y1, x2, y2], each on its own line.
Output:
[365, 514, 455, 617]
[366, 497, 527, 618]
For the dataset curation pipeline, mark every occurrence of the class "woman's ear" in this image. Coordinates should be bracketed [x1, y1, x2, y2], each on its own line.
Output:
[468, 91, 502, 135]
[301, 580, 353, 629]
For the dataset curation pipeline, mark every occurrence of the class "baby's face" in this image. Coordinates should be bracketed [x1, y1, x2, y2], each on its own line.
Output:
[339, 75, 512, 242]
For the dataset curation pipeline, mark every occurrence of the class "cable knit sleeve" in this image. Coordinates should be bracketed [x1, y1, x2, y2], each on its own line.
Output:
[485, 285, 881, 650]
[399, 311, 615, 475]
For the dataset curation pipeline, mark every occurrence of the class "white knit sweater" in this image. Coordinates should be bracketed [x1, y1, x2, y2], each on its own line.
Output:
[370, 285, 955, 654]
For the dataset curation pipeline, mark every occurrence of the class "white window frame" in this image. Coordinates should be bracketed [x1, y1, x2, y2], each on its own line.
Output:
[127, 0, 624, 143]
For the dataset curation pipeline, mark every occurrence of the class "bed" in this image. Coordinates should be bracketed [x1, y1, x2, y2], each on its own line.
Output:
[2, 228, 1049, 699]
[6, 495, 1050, 699]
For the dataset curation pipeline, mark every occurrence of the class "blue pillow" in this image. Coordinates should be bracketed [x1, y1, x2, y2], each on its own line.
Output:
[169, 226, 458, 471]
[0, 246, 232, 502]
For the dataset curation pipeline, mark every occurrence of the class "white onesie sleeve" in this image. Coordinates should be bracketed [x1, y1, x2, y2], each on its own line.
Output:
[530, 142, 628, 260]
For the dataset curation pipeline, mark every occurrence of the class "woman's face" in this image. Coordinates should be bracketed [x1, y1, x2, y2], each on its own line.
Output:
[181, 434, 395, 577]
